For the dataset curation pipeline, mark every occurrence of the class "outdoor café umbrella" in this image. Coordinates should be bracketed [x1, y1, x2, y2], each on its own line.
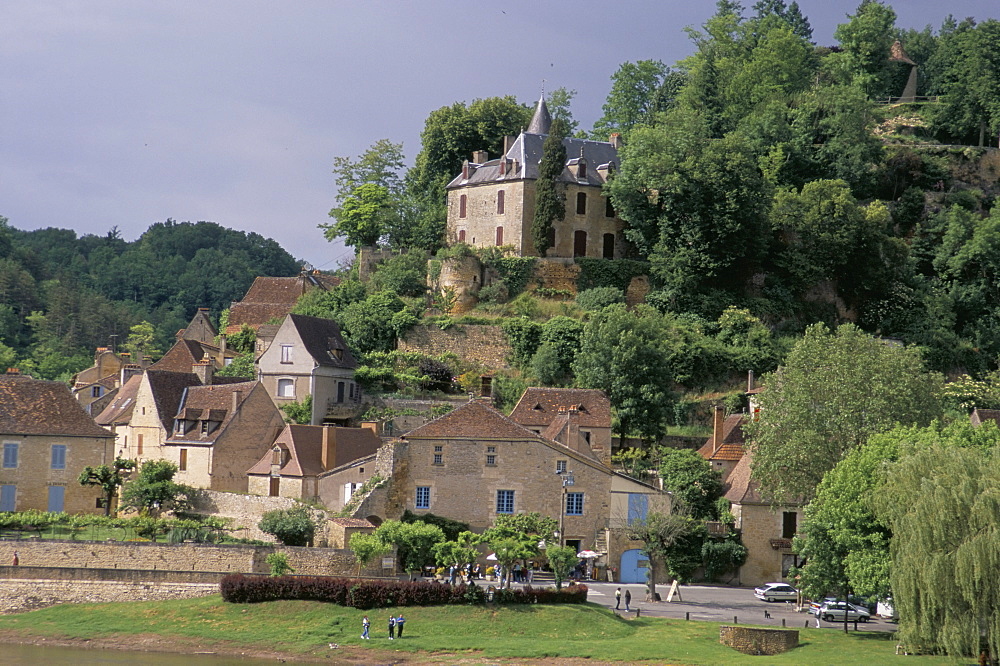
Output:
[577, 550, 599, 558]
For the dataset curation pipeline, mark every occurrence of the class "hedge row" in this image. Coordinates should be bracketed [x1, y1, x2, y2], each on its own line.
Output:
[219, 574, 588, 609]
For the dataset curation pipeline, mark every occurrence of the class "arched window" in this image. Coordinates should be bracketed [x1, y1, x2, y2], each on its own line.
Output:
[458, 229, 466, 242]
[459, 194, 467, 218]
[277, 378, 295, 398]
[576, 192, 587, 215]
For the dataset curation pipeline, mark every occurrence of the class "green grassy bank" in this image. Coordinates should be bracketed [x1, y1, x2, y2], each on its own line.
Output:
[0, 595, 955, 664]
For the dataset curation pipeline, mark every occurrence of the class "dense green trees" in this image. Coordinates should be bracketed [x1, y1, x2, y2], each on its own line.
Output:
[119, 460, 195, 517]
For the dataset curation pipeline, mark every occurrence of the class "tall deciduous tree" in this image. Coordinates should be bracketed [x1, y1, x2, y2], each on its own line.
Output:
[591, 60, 682, 140]
[745, 323, 944, 504]
[531, 118, 567, 257]
[928, 20, 1000, 147]
[119, 460, 195, 517]
[829, 0, 898, 97]
[658, 449, 723, 520]
[321, 183, 395, 249]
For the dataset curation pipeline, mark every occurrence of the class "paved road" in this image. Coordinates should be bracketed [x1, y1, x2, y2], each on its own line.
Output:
[581, 581, 896, 633]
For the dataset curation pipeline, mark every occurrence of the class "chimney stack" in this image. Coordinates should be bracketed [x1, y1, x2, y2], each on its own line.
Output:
[231, 389, 242, 413]
[120, 363, 141, 387]
[609, 133, 622, 149]
[472, 150, 488, 164]
[193, 358, 214, 385]
[712, 405, 725, 455]
[321, 425, 335, 470]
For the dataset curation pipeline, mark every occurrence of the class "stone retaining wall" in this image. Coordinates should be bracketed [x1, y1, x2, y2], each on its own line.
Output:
[0, 540, 381, 577]
[0, 578, 218, 615]
[720, 626, 799, 656]
[398, 324, 511, 369]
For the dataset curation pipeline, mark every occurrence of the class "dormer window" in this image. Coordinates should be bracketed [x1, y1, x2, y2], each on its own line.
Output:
[578, 161, 587, 179]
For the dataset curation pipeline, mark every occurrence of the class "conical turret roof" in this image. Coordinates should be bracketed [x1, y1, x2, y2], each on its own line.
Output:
[526, 94, 551, 135]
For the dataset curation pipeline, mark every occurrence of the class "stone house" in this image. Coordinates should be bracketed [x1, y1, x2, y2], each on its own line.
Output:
[723, 453, 803, 587]
[353, 399, 659, 575]
[71, 347, 128, 413]
[445, 95, 626, 259]
[509, 387, 613, 465]
[697, 405, 748, 483]
[0, 372, 115, 513]
[225, 271, 340, 336]
[164, 380, 284, 493]
[246, 423, 380, 504]
[256, 313, 360, 425]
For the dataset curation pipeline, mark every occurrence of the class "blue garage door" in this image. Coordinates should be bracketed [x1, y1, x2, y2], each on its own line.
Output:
[619, 549, 649, 584]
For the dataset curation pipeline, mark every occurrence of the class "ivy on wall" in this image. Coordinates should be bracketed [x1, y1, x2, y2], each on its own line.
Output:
[575, 258, 650, 292]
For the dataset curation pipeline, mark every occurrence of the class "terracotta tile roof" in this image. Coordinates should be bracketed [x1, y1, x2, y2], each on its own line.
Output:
[404, 400, 542, 440]
[697, 414, 748, 462]
[0, 375, 114, 438]
[509, 388, 612, 428]
[330, 517, 375, 528]
[225, 274, 341, 334]
[148, 339, 237, 373]
[722, 454, 761, 504]
[971, 408, 1000, 428]
[95, 374, 142, 426]
[247, 424, 379, 477]
[287, 314, 357, 369]
[165, 381, 257, 445]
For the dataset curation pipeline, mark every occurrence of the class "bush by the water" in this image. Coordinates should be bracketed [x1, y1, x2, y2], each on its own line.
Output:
[220, 574, 587, 609]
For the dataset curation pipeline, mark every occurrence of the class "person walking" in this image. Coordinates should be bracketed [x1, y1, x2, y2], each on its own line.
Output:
[11, 551, 18, 566]
[615, 587, 622, 610]
[395, 613, 405, 638]
[361, 615, 370, 640]
[388, 614, 396, 640]
[624, 589, 631, 612]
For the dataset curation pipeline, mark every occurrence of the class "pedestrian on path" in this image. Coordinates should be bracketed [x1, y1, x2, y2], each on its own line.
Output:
[388, 615, 396, 640]
[396, 613, 405, 638]
[361, 615, 370, 640]
[615, 587, 622, 610]
[624, 589, 631, 611]
[12, 551, 18, 566]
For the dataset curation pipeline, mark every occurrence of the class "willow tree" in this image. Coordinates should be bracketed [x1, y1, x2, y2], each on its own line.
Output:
[875, 433, 1000, 657]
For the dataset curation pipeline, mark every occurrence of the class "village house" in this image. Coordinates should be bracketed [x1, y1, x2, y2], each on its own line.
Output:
[150, 308, 241, 373]
[256, 313, 360, 425]
[351, 398, 659, 578]
[0, 371, 115, 513]
[509, 387, 613, 465]
[164, 380, 284, 493]
[445, 95, 626, 259]
[246, 423, 380, 506]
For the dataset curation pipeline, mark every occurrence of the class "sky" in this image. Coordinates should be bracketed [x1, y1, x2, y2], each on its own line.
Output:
[1, 1, 995, 270]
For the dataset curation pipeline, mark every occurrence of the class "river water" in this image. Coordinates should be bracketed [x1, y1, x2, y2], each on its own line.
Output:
[0, 644, 327, 664]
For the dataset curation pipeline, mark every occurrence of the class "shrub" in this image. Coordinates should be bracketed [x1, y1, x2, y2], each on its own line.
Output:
[219, 575, 587, 608]
[266, 552, 295, 577]
[576, 286, 625, 311]
[258, 507, 318, 546]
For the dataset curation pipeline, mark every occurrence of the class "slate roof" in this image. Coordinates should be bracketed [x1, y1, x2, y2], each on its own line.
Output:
[246, 424, 379, 477]
[226, 274, 340, 334]
[697, 414, 748, 462]
[94, 374, 142, 426]
[145, 370, 204, 431]
[405, 400, 543, 440]
[166, 381, 257, 445]
[286, 314, 357, 369]
[0, 375, 113, 438]
[509, 388, 612, 429]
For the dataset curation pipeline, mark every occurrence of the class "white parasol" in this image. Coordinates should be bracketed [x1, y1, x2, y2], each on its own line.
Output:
[577, 550, 599, 558]
[486, 552, 498, 561]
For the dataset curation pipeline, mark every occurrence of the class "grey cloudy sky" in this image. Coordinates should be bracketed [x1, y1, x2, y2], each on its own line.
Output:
[1, 1, 994, 268]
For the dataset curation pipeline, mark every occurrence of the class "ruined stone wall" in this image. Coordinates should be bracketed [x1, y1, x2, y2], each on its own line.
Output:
[720, 626, 799, 656]
[188, 489, 300, 542]
[398, 325, 511, 369]
[532, 259, 581, 295]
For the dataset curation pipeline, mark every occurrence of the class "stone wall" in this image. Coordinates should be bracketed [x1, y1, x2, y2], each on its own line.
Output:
[0, 540, 381, 577]
[398, 325, 511, 369]
[533, 259, 581, 294]
[0, 578, 218, 615]
[719, 626, 798, 656]
[188, 489, 299, 542]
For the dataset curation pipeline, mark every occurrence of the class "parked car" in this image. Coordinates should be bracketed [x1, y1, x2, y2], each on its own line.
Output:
[754, 583, 798, 602]
[816, 601, 871, 622]
[809, 596, 877, 615]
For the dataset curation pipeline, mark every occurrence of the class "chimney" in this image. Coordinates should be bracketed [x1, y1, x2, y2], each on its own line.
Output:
[503, 135, 514, 154]
[747, 370, 754, 393]
[462, 160, 470, 179]
[95, 346, 109, 362]
[231, 389, 242, 413]
[322, 425, 335, 470]
[120, 363, 141, 387]
[218, 334, 228, 364]
[499, 159, 506, 175]
[193, 358, 214, 385]
[5, 368, 20, 375]
[609, 133, 622, 149]
[360, 421, 379, 435]
[713, 405, 725, 455]
[472, 150, 488, 164]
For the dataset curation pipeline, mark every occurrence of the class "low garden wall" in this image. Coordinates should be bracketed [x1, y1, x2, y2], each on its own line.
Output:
[720, 626, 799, 655]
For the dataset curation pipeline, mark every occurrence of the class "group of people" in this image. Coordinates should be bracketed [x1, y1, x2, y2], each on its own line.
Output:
[361, 613, 405, 640]
[614, 587, 632, 612]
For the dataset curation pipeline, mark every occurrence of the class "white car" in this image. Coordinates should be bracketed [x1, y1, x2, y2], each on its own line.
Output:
[817, 601, 871, 622]
[754, 583, 798, 602]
